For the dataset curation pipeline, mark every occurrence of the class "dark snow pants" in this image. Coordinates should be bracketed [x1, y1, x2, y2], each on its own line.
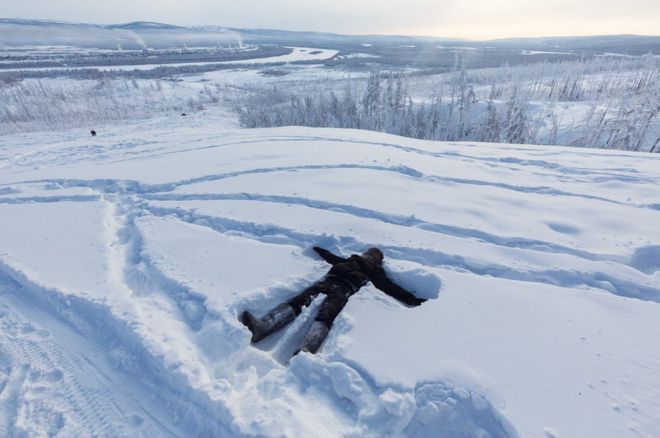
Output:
[286, 278, 352, 328]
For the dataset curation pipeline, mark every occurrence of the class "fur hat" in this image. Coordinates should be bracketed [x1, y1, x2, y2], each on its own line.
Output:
[362, 248, 384, 265]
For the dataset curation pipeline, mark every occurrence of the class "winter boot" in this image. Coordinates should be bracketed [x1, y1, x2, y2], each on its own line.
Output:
[298, 321, 330, 354]
[240, 304, 296, 343]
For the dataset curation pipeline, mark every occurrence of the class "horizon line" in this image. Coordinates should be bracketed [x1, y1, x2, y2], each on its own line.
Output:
[1, 17, 659, 42]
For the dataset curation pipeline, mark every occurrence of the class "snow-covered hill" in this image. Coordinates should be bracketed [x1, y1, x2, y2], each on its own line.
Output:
[1, 113, 659, 437]
[0, 19, 241, 49]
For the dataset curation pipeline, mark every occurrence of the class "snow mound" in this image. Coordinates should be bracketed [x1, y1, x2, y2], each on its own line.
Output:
[1, 116, 659, 437]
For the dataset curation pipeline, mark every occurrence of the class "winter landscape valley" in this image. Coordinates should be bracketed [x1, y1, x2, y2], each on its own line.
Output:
[0, 15, 659, 438]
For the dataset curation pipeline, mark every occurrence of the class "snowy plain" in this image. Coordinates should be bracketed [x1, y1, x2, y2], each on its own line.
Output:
[0, 47, 339, 73]
[1, 109, 660, 437]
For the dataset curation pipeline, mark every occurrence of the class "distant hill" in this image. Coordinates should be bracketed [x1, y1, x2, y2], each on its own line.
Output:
[0, 19, 240, 49]
[105, 21, 187, 30]
[489, 34, 660, 55]
[0, 19, 657, 54]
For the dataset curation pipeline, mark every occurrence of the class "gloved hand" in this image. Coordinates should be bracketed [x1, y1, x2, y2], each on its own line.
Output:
[410, 295, 427, 307]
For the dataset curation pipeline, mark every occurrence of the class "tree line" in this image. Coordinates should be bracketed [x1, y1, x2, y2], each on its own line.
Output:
[234, 58, 659, 152]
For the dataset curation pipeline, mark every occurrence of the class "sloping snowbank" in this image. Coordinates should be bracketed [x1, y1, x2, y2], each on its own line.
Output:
[1, 114, 659, 437]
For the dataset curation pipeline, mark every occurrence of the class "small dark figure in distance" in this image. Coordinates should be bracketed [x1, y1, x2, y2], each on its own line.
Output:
[90, 129, 97, 136]
[181, 113, 187, 117]
[240, 247, 426, 355]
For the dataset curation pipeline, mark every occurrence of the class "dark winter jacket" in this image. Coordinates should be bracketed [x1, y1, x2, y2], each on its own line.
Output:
[313, 247, 425, 307]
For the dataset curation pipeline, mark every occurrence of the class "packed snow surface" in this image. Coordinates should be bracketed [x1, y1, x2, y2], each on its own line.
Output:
[1, 113, 660, 437]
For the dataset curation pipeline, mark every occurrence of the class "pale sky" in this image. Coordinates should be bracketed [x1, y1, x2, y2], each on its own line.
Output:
[1, 0, 658, 40]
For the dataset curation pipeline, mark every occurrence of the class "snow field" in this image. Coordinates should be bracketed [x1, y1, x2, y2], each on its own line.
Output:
[0, 47, 338, 73]
[1, 117, 660, 436]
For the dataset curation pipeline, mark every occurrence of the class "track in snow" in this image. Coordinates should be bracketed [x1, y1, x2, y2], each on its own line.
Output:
[0, 275, 182, 437]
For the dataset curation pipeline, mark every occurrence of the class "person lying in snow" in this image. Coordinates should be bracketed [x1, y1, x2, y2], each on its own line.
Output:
[240, 247, 426, 355]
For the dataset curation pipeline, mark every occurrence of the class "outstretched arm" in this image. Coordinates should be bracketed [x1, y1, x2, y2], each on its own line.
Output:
[367, 267, 426, 307]
[313, 247, 347, 266]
